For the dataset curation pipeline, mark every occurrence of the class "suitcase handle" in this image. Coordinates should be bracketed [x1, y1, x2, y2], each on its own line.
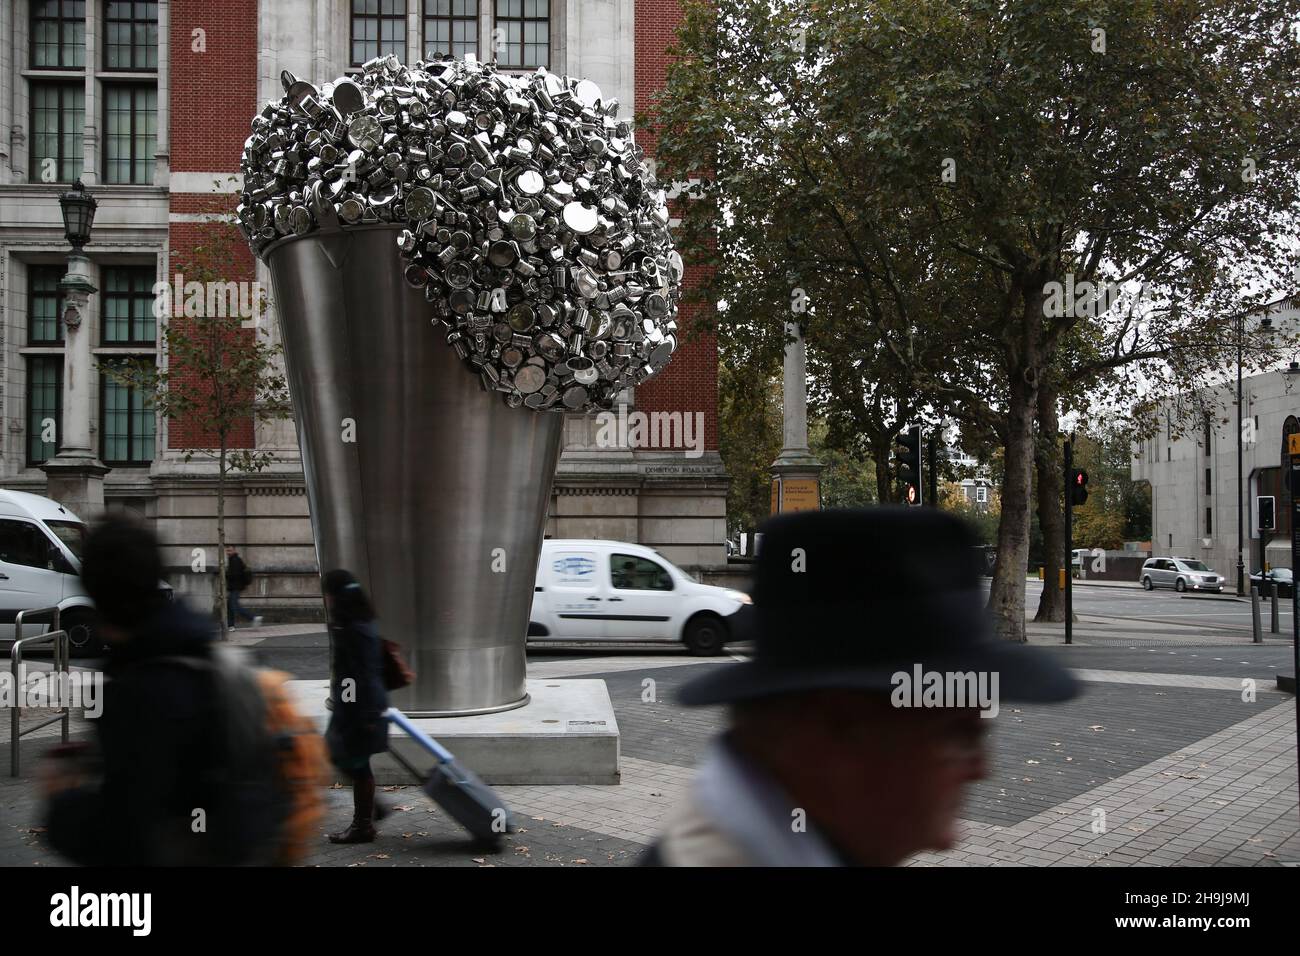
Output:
[384, 707, 456, 764]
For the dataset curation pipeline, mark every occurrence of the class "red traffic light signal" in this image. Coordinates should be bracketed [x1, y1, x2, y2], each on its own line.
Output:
[1070, 469, 1089, 506]
[894, 425, 923, 505]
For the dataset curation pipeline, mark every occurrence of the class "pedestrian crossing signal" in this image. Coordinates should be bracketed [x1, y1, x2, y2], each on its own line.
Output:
[1070, 469, 1089, 506]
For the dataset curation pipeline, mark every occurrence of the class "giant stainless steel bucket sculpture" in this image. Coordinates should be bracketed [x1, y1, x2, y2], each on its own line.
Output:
[266, 224, 563, 716]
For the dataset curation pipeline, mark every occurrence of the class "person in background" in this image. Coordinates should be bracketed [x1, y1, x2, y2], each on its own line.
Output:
[225, 544, 262, 630]
[642, 508, 1081, 866]
[322, 569, 390, 844]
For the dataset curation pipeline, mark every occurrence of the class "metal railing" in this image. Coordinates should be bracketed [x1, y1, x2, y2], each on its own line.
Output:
[10, 606, 68, 776]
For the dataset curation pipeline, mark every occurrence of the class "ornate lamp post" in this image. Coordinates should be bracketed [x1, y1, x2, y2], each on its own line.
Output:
[43, 181, 111, 518]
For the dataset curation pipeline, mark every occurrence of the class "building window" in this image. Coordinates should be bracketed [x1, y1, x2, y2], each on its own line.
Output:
[494, 0, 549, 69]
[28, 265, 67, 345]
[101, 265, 156, 345]
[976, 485, 988, 503]
[351, 0, 408, 66]
[1203, 416, 1211, 453]
[31, 0, 86, 69]
[1204, 467, 1211, 496]
[101, 374, 155, 465]
[103, 84, 156, 184]
[27, 357, 63, 466]
[424, 0, 478, 59]
[103, 1, 158, 71]
[1205, 507, 1212, 535]
[30, 82, 85, 182]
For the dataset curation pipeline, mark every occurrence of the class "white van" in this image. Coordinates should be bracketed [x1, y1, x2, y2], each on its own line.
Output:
[528, 539, 750, 655]
[0, 489, 98, 654]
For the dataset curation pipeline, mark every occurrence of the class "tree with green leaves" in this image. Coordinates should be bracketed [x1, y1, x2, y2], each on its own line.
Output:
[653, 0, 1300, 640]
[101, 224, 290, 639]
[718, 359, 783, 536]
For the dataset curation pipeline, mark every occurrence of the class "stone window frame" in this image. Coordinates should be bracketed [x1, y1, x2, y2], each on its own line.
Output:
[422, 0, 479, 61]
[101, 0, 158, 72]
[98, 357, 156, 466]
[15, 0, 164, 187]
[26, 355, 64, 467]
[30, 0, 87, 70]
[101, 81, 156, 184]
[492, 0, 550, 70]
[350, 0, 410, 66]
[99, 263, 156, 346]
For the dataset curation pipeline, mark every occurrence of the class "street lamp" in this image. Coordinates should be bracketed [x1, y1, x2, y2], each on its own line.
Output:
[58, 180, 97, 251]
[42, 180, 109, 520]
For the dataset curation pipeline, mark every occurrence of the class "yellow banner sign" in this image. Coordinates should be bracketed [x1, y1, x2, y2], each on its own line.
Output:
[1289, 433, 1300, 455]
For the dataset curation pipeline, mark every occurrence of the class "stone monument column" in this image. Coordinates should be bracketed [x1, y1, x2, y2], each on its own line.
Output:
[770, 320, 823, 513]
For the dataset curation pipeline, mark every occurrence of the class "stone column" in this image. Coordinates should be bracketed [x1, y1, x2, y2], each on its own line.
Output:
[770, 321, 822, 513]
[42, 253, 111, 519]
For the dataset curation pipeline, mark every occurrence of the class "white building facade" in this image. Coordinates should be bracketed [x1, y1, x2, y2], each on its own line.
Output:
[1131, 299, 1300, 579]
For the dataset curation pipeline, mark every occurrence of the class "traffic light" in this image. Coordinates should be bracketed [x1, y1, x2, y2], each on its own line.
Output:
[1070, 468, 1089, 506]
[894, 425, 922, 506]
[1258, 495, 1276, 531]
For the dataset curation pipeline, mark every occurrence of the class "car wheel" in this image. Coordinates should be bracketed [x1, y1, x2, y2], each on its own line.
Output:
[1175, 578, 1186, 593]
[1142, 576, 1153, 591]
[61, 610, 103, 659]
[683, 613, 727, 656]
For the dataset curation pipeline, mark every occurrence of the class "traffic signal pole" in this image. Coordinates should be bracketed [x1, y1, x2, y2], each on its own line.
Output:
[1064, 438, 1073, 646]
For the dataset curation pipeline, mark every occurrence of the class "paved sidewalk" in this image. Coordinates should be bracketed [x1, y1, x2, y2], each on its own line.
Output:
[3, 622, 1296, 867]
[908, 700, 1299, 866]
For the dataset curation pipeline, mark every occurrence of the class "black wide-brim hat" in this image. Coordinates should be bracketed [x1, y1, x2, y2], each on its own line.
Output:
[679, 508, 1080, 707]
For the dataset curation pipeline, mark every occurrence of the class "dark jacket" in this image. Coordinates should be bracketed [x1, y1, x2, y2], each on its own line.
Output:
[326, 618, 389, 767]
[45, 601, 242, 866]
[226, 554, 248, 593]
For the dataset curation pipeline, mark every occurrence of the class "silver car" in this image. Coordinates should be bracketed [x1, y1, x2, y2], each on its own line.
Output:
[1140, 556, 1223, 593]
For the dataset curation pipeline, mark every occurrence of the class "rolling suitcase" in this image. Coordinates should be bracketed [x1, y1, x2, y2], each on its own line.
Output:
[384, 707, 516, 844]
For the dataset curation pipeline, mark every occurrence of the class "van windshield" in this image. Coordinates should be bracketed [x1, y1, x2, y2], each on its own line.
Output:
[1179, 559, 1210, 572]
[46, 520, 86, 560]
[654, 551, 694, 582]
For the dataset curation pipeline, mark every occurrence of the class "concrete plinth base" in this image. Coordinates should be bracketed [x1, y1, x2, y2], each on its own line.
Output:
[290, 678, 620, 785]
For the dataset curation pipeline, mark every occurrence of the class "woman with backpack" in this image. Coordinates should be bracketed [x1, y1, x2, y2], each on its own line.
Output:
[322, 569, 390, 844]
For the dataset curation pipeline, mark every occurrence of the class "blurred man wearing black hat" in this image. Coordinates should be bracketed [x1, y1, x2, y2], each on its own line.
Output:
[642, 508, 1080, 866]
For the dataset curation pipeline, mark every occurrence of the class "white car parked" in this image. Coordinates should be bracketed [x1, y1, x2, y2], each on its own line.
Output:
[528, 539, 750, 655]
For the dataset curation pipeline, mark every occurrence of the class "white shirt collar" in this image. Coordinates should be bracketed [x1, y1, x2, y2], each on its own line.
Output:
[691, 736, 845, 866]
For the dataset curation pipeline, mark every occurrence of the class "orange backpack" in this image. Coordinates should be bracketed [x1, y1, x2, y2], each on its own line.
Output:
[161, 649, 329, 866]
[254, 668, 329, 866]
